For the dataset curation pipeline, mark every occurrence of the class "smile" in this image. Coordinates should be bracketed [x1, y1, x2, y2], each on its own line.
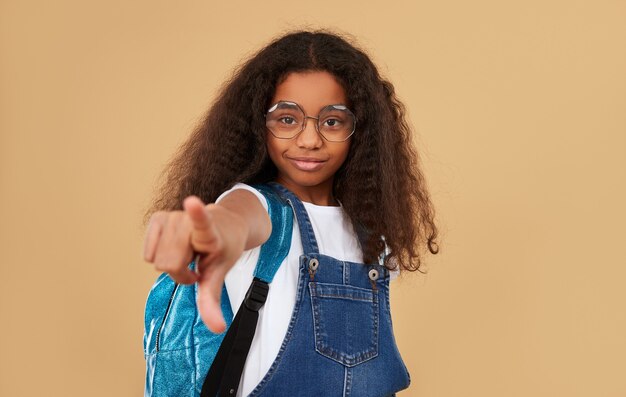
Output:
[286, 157, 326, 171]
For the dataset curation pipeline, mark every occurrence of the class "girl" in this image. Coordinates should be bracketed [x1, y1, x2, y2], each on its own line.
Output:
[143, 30, 438, 397]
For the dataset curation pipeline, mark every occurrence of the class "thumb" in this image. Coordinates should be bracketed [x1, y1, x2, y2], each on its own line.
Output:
[196, 259, 228, 333]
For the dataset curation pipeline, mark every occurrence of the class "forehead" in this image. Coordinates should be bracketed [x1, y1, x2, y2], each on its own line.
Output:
[272, 71, 347, 112]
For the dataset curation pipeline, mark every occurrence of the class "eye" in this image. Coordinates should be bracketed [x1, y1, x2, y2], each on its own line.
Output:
[278, 116, 298, 125]
[322, 117, 344, 129]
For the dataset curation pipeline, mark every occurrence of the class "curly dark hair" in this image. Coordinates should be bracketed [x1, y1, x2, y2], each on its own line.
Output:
[146, 30, 439, 272]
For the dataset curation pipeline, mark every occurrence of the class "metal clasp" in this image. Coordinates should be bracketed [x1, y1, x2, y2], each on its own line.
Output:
[368, 268, 379, 290]
[308, 258, 319, 280]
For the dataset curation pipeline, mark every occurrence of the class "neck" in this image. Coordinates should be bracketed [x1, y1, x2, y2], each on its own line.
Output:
[274, 177, 339, 206]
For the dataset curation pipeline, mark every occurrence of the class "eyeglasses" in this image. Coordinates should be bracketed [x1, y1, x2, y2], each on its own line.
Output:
[265, 101, 356, 142]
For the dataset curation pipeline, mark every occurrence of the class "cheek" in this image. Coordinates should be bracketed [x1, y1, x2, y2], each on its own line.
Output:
[335, 141, 351, 164]
[265, 135, 284, 162]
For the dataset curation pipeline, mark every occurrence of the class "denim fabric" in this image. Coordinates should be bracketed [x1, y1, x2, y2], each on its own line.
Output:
[248, 184, 410, 397]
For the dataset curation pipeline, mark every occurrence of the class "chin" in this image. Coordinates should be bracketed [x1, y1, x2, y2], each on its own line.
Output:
[280, 172, 333, 189]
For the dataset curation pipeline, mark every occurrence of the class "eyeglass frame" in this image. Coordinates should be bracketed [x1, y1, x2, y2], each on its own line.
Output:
[264, 100, 357, 142]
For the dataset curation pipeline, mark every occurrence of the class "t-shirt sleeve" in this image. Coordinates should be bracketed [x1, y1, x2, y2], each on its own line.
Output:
[379, 239, 400, 281]
[389, 265, 400, 281]
[382, 256, 400, 281]
[215, 183, 269, 212]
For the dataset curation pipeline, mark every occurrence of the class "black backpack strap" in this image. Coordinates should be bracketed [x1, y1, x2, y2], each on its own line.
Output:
[201, 278, 268, 397]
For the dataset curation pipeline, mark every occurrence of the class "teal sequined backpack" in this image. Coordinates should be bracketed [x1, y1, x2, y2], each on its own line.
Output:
[143, 184, 293, 396]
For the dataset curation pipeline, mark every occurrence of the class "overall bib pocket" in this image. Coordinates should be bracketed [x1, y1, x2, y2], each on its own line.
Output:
[309, 282, 379, 367]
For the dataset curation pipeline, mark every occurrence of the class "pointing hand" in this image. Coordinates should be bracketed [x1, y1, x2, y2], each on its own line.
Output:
[143, 196, 248, 333]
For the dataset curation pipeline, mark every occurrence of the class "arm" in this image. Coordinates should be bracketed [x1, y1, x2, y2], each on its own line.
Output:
[211, 188, 271, 251]
[143, 188, 271, 333]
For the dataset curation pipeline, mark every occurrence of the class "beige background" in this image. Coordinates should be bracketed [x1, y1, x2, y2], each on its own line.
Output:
[1, 0, 625, 396]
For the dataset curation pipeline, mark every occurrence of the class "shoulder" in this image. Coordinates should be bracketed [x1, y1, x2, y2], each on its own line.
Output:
[215, 183, 269, 211]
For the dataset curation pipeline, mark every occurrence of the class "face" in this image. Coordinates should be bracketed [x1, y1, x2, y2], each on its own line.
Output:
[266, 71, 351, 205]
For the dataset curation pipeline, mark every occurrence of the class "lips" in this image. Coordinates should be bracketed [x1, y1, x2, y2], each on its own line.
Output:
[286, 156, 326, 171]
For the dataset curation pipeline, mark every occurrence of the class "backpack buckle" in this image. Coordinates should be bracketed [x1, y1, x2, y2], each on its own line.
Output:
[243, 278, 269, 311]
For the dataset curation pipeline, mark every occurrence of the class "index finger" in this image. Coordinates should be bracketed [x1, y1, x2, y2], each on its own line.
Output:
[183, 196, 211, 230]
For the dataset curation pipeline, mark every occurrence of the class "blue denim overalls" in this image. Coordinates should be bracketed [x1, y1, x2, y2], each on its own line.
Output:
[248, 183, 410, 396]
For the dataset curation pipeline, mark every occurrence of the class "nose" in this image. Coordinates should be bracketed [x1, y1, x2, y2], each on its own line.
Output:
[296, 116, 323, 149]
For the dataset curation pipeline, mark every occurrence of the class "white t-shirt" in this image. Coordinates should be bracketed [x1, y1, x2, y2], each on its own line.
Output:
[216, 183, 364, 397]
